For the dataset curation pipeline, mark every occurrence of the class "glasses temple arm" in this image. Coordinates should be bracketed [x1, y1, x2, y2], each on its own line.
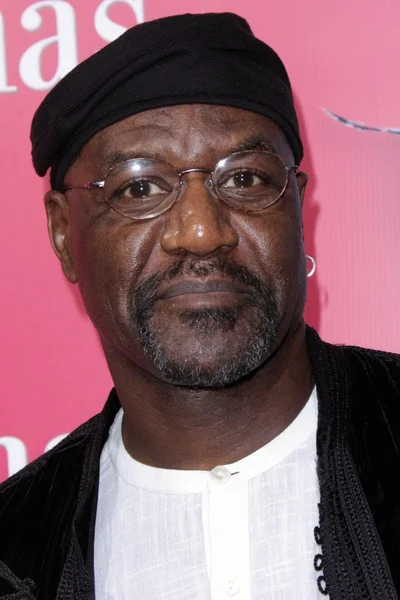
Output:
[63, 181, 105, 192]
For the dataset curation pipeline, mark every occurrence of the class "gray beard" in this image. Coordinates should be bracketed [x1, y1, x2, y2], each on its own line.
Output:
[133, 258, 278, 388]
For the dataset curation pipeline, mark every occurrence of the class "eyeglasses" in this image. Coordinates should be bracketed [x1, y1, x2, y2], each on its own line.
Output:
[63, 150, 298, 221]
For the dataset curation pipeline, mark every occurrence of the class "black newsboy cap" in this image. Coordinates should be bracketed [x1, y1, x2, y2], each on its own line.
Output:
[30, 12, 303, 191]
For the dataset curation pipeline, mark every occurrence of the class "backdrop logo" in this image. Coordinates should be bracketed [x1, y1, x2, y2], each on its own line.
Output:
[0, 0, 145, 93]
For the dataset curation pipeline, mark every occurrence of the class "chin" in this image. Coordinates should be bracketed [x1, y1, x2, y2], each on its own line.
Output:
[141, 327, 276, 389]
[134, 294, 280, 388]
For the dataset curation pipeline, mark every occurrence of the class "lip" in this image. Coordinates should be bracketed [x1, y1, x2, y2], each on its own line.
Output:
[156, 279, 249, 300]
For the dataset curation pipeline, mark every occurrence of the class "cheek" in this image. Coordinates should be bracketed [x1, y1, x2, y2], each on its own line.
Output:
[234, 202, 305, 308]
[238, 202, 303, 270]
[69, 211, 157, 333]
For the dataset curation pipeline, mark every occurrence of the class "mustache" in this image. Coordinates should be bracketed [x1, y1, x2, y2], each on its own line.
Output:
[134, 256, 269, 313]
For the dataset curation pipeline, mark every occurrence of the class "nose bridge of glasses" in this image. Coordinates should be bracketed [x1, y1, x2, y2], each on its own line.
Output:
[179, 167, 211, 177]
[178, 167, 218, 198]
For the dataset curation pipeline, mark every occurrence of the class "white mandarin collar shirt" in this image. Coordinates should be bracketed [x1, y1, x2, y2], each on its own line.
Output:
[95, 387, 325, 599]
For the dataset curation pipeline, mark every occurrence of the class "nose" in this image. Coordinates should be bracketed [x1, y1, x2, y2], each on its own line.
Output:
[160, 174, 239, 256]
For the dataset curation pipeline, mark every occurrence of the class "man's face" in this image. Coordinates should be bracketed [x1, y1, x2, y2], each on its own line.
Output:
[49, 105, 308, 388]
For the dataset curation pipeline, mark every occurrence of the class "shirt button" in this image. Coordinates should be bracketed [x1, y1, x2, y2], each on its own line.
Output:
[226, 575, 241, 596]
[210, 466, 231, 484]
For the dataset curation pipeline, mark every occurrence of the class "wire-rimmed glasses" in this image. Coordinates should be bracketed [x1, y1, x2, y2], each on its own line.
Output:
[63, 150, 298, 221]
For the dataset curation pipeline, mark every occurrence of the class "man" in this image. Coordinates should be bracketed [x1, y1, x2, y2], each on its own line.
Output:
[0, 11, 399, 600]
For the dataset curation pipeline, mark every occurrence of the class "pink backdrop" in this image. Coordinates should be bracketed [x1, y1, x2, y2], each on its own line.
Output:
[1, 0, 399, 481]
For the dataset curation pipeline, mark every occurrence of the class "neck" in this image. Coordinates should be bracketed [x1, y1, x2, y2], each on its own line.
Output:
[103, 321, 313, 470]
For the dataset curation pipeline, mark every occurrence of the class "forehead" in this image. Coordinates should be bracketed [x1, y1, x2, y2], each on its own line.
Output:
[78, 104, 294, 172]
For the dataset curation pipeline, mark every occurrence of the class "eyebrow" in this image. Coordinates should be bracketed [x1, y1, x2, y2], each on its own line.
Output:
[101, 134, 278, 173]
[228, 134, 278, 155]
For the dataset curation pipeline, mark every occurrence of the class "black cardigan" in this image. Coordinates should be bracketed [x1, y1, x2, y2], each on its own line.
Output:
[1, 327, 400, 600]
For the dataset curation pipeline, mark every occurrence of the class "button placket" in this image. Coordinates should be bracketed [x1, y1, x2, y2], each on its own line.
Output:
[204, 468, 251, 599]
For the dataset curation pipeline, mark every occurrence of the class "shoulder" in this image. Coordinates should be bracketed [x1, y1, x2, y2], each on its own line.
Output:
[340, 341, 400, 363]
[307, 327, 400, 406]
[0, 412, 101, 566]
[337, 342, 400, 383]
[324, 340, 400, 421]
[0, 412, 100, 499]
[307, 326, 400, 385]
[0, 389, 119, 593]
[0, 387, 120, 502]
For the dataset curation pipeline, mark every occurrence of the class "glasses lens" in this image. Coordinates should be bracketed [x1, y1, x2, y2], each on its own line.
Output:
[104, 159, 180, 219]
[213, 151, 289, 212]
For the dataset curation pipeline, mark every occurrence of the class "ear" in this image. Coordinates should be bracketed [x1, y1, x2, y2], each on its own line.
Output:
[296, 170, 308, 209]
[44, 190, 77, 283]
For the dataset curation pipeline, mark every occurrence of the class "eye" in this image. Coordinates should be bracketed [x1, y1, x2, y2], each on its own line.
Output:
[222, 170, 266, 189]
[121, 178, 168, 199]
